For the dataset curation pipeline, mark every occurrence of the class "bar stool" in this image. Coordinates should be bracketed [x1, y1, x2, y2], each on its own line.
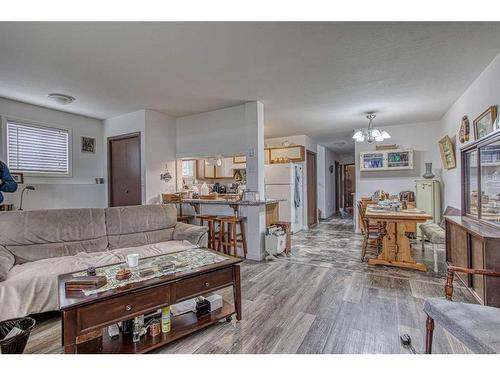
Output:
[161, 193, 194, 223]
[216, 216, 247, 258]
[198, 215, 218, 250]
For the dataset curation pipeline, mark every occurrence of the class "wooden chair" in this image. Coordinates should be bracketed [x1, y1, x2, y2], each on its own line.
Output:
[357, 201, 383, 261]
[197, 215, 218, 249]
[161, 193, 194, 223]
[424, 265, 500, 354]
[216, 216, 247, 258]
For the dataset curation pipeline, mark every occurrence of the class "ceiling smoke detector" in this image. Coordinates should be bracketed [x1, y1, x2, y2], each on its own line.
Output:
[47, 93, 76, 105]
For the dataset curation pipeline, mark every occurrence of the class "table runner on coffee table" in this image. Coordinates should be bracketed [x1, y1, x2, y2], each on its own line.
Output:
[72, 248, 227, 296]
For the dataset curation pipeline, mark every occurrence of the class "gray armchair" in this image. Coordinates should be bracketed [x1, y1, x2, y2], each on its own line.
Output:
[424, 266, 500, 354]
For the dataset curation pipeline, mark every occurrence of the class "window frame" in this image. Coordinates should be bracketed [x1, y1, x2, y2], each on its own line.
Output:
[1, 116, 73, 178]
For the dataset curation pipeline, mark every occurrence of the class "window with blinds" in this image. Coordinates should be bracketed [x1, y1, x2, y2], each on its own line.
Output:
[6, 120, 70, 175]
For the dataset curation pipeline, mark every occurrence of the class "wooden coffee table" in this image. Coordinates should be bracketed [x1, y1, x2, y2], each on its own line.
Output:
[58, 249, 242, 354]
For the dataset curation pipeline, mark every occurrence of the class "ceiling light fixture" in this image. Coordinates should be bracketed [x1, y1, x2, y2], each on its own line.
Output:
[47, 93, 76, 105]
[352, 113, 391, 143]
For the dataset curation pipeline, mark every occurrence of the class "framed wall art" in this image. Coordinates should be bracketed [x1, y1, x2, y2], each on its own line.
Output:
[81, 136, 96, 153]
[473, 105, 497, 140]
[11, 172, 24, 184]
[438, 135, 456, 170]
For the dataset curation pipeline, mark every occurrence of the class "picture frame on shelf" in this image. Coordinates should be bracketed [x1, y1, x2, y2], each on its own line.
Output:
[438, 135, 456, 170]
[11, 172, 24, 184]
[81, 136, 96, 153]
[473, 105, 497, 140]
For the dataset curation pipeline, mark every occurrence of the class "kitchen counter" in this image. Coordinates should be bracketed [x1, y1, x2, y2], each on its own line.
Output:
[182, 198, 281, 216]
[183, 198, 281, 206]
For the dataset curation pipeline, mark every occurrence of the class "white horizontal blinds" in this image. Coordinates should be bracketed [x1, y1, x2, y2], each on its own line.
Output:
[7, 121, 69, 174]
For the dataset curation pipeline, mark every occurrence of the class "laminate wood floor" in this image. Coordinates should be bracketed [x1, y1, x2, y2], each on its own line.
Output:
[25, 216, 476, 354]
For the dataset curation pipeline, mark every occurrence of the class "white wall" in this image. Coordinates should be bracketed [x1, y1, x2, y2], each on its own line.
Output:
[355, 121, 443, 204]
[176, 104, 247, 158]
[317, 145, 338, 219]
[440, 53, 500, 210]
[338, 152, 355, 165]
[103, 110, 146, 204]
[144, 110, 177, 203]
[103, 109, 177, 205]
[175, 101, 266, 260]
[0, 97, 106, 209]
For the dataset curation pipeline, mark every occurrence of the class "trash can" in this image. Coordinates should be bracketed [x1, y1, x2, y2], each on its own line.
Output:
[0, 317, 36, 354]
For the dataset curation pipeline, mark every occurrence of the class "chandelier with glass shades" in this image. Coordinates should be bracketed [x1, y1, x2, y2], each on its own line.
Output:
[352, 113, 391, 143]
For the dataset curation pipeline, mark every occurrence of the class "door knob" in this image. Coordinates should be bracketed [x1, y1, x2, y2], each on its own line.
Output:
[125, 190, 129, 193]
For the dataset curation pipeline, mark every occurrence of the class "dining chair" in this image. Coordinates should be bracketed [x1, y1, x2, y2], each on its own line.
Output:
[357, 201, 384, 261]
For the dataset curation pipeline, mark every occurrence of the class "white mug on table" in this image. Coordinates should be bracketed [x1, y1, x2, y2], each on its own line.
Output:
[126, 253, 139, 268]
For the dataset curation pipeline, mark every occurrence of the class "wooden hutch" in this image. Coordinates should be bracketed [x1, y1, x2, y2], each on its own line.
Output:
[445, 130, 500, 307]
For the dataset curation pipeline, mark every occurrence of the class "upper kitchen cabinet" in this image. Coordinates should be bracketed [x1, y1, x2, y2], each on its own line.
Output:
[196, 160, 215, 179]
[268, 145, 305, 163]
[196, 157, 235, 179]
[233, 155, 246, 164]
[215, 157, 235, 178]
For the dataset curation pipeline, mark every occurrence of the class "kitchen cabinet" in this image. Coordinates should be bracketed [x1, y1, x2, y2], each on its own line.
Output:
[445, 216, 500, 307]
[268, 145, 305, 163]
[233, 155, 246, 164]
[415, 179, 441, 238]
[204, 161, 215, 178]
[196, 158, 235, 179]
[416, 179, 441, 225]
[359, 149, 413, 171]
[196, 160, 214, 179]
[215, 157, 235, 178]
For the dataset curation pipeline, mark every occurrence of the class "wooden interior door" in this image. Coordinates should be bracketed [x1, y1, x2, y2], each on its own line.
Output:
[108, 132, 142, 207]
[343, 163, 355, 211]
[306, 151, 317, 226]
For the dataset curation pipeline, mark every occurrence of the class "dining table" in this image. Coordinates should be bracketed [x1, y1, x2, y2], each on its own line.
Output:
[364, 204, 432, 272]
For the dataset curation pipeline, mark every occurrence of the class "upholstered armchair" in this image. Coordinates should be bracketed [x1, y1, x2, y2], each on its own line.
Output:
[423, 265, 500, 354]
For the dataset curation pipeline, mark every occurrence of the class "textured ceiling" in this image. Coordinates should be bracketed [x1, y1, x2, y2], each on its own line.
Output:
[1, 22, 500, 153]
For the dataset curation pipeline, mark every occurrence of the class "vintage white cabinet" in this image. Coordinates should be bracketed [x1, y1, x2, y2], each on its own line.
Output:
[359, 149, 414, 171]
[415, 179, 441, 237]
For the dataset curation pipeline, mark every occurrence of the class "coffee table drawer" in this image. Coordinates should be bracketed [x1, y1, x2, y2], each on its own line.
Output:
[173, 268, 233, 302]
[77, 285, 170, 332]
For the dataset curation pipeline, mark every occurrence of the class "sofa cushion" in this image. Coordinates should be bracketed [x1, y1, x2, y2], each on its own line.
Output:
[0, 246, 15, 282]
[424, 298, 500, 354]
[0, 208, 108, 264]
[420, 222, 445, 244]
[0, 240, 196, 321]
[105, 204, 177, 249]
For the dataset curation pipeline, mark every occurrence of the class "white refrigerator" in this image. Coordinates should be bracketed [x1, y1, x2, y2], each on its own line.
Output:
[265, 163, 303, 233]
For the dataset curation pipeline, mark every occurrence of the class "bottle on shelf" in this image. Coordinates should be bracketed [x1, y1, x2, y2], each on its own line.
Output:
[132, 317, 140, 343]
[161, 306, 171, 333]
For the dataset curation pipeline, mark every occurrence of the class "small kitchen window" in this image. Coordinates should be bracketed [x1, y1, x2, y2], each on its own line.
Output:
[182, 160, 195, 177]
[6, 119, 71, 176]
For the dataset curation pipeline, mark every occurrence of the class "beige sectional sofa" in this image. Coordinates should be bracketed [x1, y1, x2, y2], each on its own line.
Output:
[0, 204, 208, 321]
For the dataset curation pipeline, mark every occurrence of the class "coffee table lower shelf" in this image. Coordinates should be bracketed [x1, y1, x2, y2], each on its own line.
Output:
[94, 300, 235, 354]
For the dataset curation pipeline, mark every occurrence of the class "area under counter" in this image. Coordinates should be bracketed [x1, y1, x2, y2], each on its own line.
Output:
[182, 198, 281, 217]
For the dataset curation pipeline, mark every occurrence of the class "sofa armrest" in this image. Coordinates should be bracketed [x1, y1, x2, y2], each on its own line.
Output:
[0, 245, 15, 282]
[445, 266, 500, 300]
[173, 222, 209, 247]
